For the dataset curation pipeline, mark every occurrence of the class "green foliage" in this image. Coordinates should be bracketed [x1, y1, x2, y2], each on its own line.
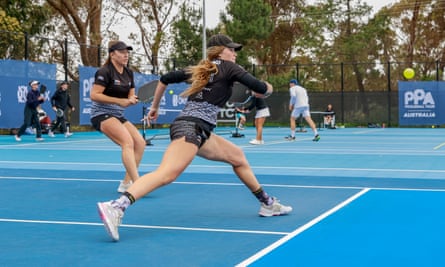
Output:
[167, 2, 203, 70]
[223, 0, 273, 67]
[0, 0, 49, 34]
[0, 8, 22, 58]
[225, 0, 273, 40]
[0, 1, 50, 60]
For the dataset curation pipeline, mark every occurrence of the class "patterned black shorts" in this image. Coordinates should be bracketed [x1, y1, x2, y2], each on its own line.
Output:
[170, 117, 213, 148]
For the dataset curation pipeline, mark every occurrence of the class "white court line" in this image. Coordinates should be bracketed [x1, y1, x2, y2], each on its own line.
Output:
[1, 176, 444, 192]
[2, 160, 445, 173]
[0, 218, 288, 236]
[235, 188, 371, 267]
[240, 138, 312, 148]
[352, 129, 386, 134]
[433, 142, 445, 150]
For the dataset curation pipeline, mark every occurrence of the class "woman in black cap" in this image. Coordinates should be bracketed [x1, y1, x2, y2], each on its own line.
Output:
[97, 34, 292, 241]
[48, 81, 75, 138]
[90, 40, 146, 193]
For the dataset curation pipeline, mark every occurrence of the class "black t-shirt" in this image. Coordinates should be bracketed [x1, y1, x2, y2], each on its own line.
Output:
[161, 59, 267, 108]
[94, 63, 135, 99]
[90, 62, 135, 119]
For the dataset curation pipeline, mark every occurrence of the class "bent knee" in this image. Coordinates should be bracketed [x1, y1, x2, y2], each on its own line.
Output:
[121, 139, 136, 150]
[229, 147, 248, 167]
[134, 135, 147, 148]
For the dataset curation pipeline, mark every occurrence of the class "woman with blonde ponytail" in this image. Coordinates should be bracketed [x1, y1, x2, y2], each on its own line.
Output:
[97, 34, 292, 241]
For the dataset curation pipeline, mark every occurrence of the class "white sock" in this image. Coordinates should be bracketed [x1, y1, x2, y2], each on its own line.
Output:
[111, 195, 131, 211]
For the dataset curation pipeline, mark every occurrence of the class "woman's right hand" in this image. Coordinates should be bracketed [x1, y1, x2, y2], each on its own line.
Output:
[120, 95, 138, 107]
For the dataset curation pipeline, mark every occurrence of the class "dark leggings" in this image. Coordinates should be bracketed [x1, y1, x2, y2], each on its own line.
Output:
[17, 106, 41, 138]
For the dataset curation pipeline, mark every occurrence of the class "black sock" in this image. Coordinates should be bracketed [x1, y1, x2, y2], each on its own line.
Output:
[253, 187, 272, 205]
[123, 191, 136, 204]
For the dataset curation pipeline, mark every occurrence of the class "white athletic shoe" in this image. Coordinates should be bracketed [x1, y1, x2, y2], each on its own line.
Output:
[97, 201, 123, 241]
[249, 139, 264, 145]
[14, 135, 21, 142]
[48, 130, 55, 138]
[259, 197, 292, 217]
[64, 132, 73, 138]
[35, 137, 44, 142]
[117, 181, 132, 193]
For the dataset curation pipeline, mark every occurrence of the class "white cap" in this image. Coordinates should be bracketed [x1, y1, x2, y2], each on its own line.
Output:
[30, 80, 40, 86]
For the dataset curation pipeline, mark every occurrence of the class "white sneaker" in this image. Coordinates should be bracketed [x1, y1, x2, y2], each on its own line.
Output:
[97, 201, 123, 241]
[48, 130, 55, 137]
[259, 197, 292, 217]
[117, 181, 132, 193]
[36, 137, 44, 142]
[64, 132, 73, 138]
[14, 135, 21, 142]
[249, 139, 264, 145]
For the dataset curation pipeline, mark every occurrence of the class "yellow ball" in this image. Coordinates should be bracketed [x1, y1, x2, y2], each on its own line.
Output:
[169, 89, 174, 95]
[403, 68, 415, 80]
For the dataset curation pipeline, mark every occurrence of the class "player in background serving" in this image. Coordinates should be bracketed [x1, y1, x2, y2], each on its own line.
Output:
[48, 81, 75, 138]
[90, 40, 146, 193]
[97, 34, 292, 241]
[285, 79, 320, 141]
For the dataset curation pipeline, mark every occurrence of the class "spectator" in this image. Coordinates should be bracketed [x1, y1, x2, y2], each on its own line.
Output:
[15, 80, 45, 142]
[324, 104, 336, 129]
[48, 81, 75, 138]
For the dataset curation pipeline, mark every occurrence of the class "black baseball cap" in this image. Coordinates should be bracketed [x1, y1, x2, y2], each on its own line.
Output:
[108, 41, 133, 53]
[207, 34, 242, 51]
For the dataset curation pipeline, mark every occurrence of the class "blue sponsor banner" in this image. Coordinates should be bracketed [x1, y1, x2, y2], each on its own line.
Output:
[398, 81, 445, 125]
[78, 66, 187, 125]
[0, 60, 56, 128]
[151, 82, 188, 124]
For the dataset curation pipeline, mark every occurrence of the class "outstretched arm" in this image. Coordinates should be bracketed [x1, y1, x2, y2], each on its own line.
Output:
[148, 81, 167, 121]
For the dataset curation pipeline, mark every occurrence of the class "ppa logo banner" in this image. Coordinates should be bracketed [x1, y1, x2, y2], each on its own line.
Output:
[398, 81, 445, 125]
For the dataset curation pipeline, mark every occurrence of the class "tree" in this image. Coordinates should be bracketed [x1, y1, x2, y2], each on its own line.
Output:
[385, 0, 445, 79]
[0, 0, 49, 34]
[222, 0, 273, 68]
[0, 8, 22, 58]
[46, 0, 103, 68]
[0, 1, 49, 60]
[113, 0, 178, 74]
[259, 0, 306, 70]
[168, 2, 202, 70]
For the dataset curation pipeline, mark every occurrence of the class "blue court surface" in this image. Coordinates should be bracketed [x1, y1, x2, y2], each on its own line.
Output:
[0, 127, 444, 267]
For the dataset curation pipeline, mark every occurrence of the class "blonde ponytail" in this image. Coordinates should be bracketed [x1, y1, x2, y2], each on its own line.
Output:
[180, 46, 225, 97]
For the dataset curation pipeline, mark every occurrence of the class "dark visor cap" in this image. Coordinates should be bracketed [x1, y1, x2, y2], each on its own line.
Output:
[207, 34, 242, 51]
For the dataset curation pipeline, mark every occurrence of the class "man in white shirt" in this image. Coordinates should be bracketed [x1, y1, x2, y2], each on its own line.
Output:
[286, 79, 320, 141]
